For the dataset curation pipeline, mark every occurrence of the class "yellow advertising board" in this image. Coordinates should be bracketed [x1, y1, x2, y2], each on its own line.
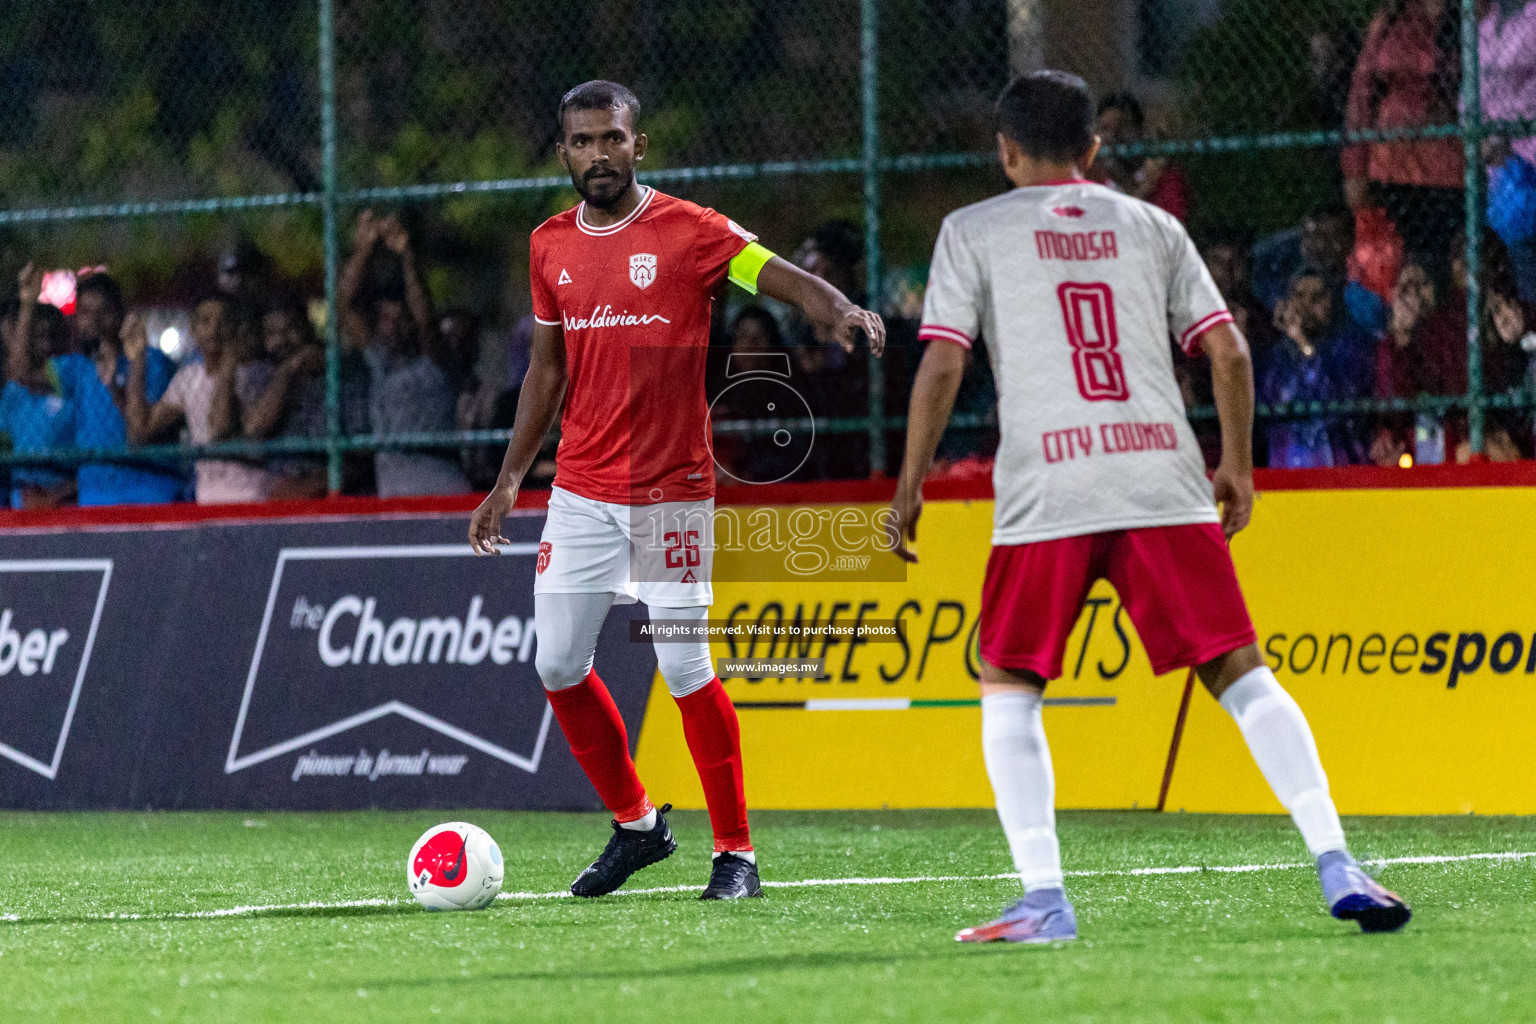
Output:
[1169, 485, 1536, 815]
[635, 497, 1184, 811]
[633, 485, 1536, 814]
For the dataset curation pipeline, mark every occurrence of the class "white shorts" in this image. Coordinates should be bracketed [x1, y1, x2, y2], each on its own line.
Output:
[534, 486, 714, 608]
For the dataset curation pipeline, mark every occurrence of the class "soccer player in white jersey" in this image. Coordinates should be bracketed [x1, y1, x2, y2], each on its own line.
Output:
[469, 81, 884, 900]
[889, 71, 1410, 942]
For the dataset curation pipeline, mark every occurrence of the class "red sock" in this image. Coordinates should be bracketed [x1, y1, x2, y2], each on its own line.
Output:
[546, 671, 653, 822]
[675, 678, 751, 852]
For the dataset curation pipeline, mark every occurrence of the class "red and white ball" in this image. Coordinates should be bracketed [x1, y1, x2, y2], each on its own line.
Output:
[407, 822, 504, 911]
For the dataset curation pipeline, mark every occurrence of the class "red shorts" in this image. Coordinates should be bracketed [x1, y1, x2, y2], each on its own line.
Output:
[979, 522, 1257, 679]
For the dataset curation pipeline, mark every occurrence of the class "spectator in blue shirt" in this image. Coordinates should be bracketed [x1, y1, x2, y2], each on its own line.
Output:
[1259, 270, 1377, 468]
[0, 264, 75, 509]
[56, 272, 182, 505]
[1252, 202, 1388, 338]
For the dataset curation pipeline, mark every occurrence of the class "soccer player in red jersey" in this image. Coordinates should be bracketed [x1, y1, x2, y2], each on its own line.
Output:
[470, 81, 885, 899]
[890, 71, 1409, 942]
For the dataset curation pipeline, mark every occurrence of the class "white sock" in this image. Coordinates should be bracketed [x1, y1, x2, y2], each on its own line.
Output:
[1218, 666, 1347, 857]
[713, 850, 757, 864]
[981, 690, 1063, 892]
[620, 808, 657, 832]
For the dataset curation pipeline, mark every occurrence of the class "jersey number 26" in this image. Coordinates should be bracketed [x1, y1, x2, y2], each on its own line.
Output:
[1056, 282, 1129, 402]
[663, 530, 702, 569]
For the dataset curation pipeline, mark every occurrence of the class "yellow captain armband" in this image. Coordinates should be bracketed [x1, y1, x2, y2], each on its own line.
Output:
[727, 242, 777, 295]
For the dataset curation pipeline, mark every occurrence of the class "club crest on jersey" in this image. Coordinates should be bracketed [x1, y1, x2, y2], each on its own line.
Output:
[1052, 206, 1087, 218]
[537, 541, 552, 575]
[629, 253, 658, 290]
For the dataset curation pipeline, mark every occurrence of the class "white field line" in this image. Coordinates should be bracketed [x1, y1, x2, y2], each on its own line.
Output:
[2, 850, 1530, 925]
[495, 849, 1536, 900]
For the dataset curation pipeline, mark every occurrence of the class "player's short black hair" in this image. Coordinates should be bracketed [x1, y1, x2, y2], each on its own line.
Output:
[995, 71, 1096, 163]
[1096, 91, 1146, 130]
[76, 271, 124, 314]
[557, 80, 641, 136]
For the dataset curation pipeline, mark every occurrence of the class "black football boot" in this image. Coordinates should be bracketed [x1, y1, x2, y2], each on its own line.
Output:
[700, 851, 763, 900]
[570, 803, 677, 897]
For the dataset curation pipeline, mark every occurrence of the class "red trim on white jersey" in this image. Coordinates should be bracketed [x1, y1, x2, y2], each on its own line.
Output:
[918, 324, 974, 349]
[576, 186, 656, 236]
[1179, 310, 1234, 353]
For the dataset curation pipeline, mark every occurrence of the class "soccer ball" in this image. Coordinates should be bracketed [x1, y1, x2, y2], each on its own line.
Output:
[407, 821, 504, 911]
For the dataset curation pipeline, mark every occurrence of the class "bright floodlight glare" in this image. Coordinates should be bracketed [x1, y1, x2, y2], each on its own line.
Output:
[159, 326, 182, 356]
[1398, 453, 1413, 469]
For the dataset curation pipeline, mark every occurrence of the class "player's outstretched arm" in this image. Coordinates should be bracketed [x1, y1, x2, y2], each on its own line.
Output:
[887, 339, 967, 563]
[1201, 321, 1256, 539]
[468, 320, 567, 555]
[754, 257, 886, 356]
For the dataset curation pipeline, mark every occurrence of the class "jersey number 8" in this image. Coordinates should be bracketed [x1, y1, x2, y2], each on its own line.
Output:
[1056, 282, 1130, 402]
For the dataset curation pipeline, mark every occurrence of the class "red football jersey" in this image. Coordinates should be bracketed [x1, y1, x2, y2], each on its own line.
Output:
[530, 187, 757, 505]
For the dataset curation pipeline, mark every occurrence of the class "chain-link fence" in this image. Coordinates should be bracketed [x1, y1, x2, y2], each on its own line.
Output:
[1, 0, 1533, 507]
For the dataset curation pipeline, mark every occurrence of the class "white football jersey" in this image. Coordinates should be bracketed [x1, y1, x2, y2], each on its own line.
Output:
[920, 180, 1232, 546]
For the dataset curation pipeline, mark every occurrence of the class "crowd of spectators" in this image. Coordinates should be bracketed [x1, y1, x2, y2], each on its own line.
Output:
[1158, 0, 1536, 471]
[1, 0, 1534, 507]
[0, 211, 512, 510]
[0, 210, 961, 510]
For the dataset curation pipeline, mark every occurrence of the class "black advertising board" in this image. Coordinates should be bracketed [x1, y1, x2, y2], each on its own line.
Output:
[0, 510, 653, 810]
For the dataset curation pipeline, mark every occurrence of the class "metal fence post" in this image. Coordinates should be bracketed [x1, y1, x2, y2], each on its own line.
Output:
[319, 0, 343, 493]
[861, 0, 887, 477]
[1461, 0, 1484, 455]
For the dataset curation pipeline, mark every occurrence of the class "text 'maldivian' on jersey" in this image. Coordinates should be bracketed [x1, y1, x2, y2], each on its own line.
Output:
[530, 186, 757, 506]
[919, 180, 1233, 547]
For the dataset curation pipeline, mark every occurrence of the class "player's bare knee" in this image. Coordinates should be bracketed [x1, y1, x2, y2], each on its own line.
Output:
[1196, 643, 1265, 699]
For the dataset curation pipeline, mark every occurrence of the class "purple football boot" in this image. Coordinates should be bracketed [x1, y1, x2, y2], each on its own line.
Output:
[956, 887, 1078, 944]
[1318, 850, 1411, 933]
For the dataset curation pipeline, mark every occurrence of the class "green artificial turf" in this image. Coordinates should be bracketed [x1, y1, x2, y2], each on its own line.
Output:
[1, 809, 1533, 1023]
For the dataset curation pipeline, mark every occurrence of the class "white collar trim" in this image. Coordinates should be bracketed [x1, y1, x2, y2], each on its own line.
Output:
[577, 185, 655, 236]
